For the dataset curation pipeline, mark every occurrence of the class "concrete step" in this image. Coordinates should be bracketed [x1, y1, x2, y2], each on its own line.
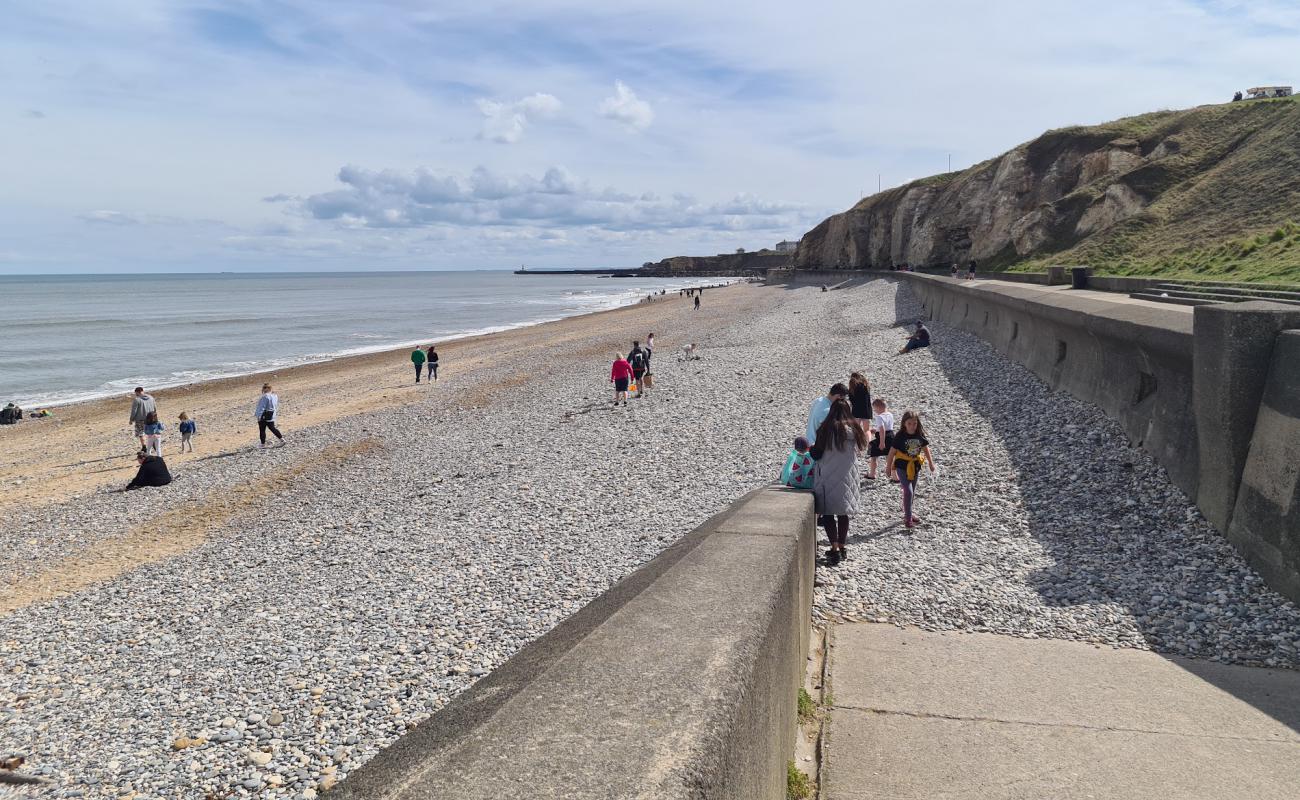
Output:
[1130, 291, 1223, 307]
[1155, 283, 1300, 303]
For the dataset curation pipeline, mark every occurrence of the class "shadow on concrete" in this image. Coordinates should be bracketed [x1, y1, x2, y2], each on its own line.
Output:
[895, 281, 1300, 737]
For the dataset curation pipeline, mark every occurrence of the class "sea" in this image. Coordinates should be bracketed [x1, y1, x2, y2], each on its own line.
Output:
[0, 270, 725, 409]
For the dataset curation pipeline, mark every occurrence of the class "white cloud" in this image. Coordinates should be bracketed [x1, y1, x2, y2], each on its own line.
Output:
[598, 81, 654, 131]
[79, 210, 140, 225]
[298, 164, 822, 234]
[476, 92, 562, 143]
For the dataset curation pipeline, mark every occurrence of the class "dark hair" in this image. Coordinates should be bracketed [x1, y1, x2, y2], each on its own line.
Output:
[134, 387, 144, 393]
[633, 340, 640, 347]
[898, 410, 927, 438]
[816, 398, 868, 452]
[849, 371, 870, 391]
[828, 382, 848, 398]
[145, 411, 158, 425]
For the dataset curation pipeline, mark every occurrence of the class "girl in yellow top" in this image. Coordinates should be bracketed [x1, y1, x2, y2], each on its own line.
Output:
[886, 410, 936, 529]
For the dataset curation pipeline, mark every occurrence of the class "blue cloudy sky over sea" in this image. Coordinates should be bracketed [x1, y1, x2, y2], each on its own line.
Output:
[4, 1, 1300, 273]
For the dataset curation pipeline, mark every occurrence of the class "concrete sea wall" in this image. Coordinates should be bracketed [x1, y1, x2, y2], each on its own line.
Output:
[330, 486, 816, 800]
[900, 273, 1300, 603]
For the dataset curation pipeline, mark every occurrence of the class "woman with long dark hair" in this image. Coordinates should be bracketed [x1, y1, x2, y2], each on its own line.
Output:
[810, 398, 868, 565]
[848, 371, 873, 447]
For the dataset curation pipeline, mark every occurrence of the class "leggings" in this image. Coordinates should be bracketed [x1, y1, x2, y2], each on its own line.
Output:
[427, 362, 438, 380]
[820, 514, 850, 546]
[895, 464, 918, 520]
[258, 419, 283, 444]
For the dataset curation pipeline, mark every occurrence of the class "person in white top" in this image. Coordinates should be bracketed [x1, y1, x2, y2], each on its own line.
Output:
[866, 397, 895, 480]
[254, 383, 285, 448]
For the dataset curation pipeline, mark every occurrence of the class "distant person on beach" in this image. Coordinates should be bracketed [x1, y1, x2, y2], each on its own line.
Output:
[0, 403, 21, 425]
[142, 411, 164, 456]
[610, 352, 634, 406]
[848, 372, 874, 444]
[178, 412, 196, 453]
[694, 295, 700, 310]
[255, 383, 284, 447]
[951, 263, 959, 279]
[967, 259, 977, 280]
[628, 341, 649, 397]
[805, 383, 849, 446]
[886, 410, 936, 529]
[129, 387, 156, 448]
[125, 450, 172, 491]
[898, 321, 931, 355]
[411, 346, 426, 384]
[866, 398, 895, 480]
[810, 398, 866, 565]
[426, 345, 439, 381]
[781, 436, 815, 489]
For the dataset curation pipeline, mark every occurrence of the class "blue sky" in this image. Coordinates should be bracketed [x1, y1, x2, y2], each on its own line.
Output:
[2, 0, 1299, 273]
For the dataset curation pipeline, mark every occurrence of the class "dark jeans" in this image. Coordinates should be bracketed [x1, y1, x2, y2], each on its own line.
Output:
[819, 514, 850, 546]
[427, 362, 438, 380]
[903, 338, 930, 353]
[258, 419, 283, 444]
[414, 363, 424, 382]
[895, 464, 918, 519]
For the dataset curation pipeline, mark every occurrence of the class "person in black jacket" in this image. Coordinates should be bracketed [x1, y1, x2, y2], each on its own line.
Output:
[125, 450, 172, 490]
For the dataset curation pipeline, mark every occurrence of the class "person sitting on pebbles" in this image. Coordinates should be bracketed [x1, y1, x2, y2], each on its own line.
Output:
[897, 321, 931, 355]
[125, 449, 172, 491]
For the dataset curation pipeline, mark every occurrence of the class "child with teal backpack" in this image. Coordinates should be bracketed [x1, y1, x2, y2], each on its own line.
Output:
[781, 436, 815, 489]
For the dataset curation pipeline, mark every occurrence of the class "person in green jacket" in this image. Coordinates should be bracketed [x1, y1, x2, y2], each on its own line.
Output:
[410, 346, 427, 383]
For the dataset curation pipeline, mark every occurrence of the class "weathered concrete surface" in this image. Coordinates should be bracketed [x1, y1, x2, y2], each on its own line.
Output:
[824, 623, 1300, 800]
[900, 273, 1198, 496]
[330, 487, 815, 800]
[1193, 302, 1300, 532]
[1229, 329, 1300, 602]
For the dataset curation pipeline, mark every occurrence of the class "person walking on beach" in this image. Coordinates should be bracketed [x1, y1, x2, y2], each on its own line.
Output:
[628, 340, 649, 397]
[255, 383, 284, 447]
[967, 259, 977, 280]
[426, 345, 439, 381]
[886, 410, 936, 529]
[848, 372, 874, 445]
[129, 387, 156, 449]
[125, 449, 171, 490]
[866, 398, 895, 480]
[810, 398, 866, 565]
[178, 412, 196, 453]
[142, 411, 164, 456]
[610, 352, 634, 406]
[411, 346, 426, 384]
[805, 382, 849, 445]
[694, 294, 701, 310]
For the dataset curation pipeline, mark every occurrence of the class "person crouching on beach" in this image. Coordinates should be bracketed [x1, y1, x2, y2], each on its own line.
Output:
[885, 410, 936, 529]
[810, 398, 866, 565]
[426, 345, 439, 381]
[898, 321, 931, 355]
[866, 398, 894, 480]
[411, 346, 426, 384]
[610, 352, 633, 406]
[142, 411, 164, 456]
[126, 449, 171, 490]
[178, 412, 196, 453]
[255, 383, 284, 447]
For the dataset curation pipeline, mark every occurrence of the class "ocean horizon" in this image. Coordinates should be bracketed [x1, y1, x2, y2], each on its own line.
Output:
[0, 270, 725, 409]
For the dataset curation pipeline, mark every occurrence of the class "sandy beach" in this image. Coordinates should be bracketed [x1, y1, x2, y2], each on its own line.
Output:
[3, 278, 1299, 798]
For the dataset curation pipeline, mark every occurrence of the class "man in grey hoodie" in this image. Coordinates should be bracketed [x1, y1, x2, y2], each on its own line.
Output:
[129, 387, 157, 449]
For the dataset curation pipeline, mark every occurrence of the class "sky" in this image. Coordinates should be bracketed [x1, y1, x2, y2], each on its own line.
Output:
[2, 1, 1299, 273]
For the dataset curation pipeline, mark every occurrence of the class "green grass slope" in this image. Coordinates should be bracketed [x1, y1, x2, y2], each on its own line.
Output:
[1014, 96, 1300, 283]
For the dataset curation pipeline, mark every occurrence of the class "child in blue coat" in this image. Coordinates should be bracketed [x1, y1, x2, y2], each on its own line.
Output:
[781, 436, 815, 489]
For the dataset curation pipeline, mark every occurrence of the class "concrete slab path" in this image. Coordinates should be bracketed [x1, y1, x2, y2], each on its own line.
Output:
[824, 623, 1300, 799]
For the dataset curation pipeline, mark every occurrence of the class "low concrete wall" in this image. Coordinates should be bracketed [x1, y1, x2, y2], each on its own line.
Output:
[1228, 330, 1300, 600]
[901, 274, 1199, 496]
[330, 487, 816, 800]
[898, 274, 1300, 603]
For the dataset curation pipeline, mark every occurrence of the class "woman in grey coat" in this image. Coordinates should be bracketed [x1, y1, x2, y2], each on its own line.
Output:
[809, 398, 867, 566]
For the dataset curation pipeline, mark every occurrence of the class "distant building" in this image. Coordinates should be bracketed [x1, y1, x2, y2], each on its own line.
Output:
[775, 240, 798, 253]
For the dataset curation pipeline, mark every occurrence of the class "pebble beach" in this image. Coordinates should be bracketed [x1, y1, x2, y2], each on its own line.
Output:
[2, 278, 1298, 798]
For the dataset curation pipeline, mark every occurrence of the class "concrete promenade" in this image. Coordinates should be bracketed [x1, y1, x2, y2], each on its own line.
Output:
[823, 623, 1300, 799]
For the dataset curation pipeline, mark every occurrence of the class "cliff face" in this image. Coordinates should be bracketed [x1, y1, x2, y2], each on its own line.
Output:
[795, 97, 1300, 279]
[642, 250, 789, 276]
